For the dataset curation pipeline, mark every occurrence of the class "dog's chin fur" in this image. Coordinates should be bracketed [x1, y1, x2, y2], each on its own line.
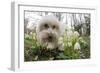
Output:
[36, 15, 62, 50]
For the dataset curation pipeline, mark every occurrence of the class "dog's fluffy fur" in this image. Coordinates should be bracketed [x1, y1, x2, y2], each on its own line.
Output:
[36, 15, 62, 49]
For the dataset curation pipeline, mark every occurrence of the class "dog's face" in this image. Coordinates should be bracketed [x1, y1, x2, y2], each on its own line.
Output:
[36, 15, 61, 49]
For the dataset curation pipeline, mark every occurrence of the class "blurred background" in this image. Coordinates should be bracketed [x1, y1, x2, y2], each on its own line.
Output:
[24, 11, 90, 36]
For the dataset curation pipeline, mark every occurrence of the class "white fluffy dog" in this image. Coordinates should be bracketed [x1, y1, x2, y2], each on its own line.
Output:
[36, 15, 62, 50]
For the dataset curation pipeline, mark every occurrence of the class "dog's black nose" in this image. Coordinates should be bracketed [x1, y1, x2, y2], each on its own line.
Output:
[48, 35, 52, 39]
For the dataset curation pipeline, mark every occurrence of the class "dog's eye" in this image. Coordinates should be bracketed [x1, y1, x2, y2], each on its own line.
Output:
[52, 25, 56, 29]
[44, 24, 49, 28]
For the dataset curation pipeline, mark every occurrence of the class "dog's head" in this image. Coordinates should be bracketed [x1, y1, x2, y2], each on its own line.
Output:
[36, 15, 62, 49]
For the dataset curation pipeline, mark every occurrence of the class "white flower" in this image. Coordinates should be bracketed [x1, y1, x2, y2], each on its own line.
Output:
[66, 30, 73, 38]
[74, 31, 80, 38]
[73, 31, 80, 39]
[78, 37, 83, 41]
[78, 37, 87, 44]
[59, 37, 63, 42]
[66, 30, 74, 41]
[74, 42, 81, 50]
[58, 37, 63, 44]
[68, 42, 72, 47]
[32, 33, 36, 39]
[25, 34, 30, 38]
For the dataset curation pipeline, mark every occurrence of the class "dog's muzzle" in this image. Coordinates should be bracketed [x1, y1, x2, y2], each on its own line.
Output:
[48, 35, 53, 42]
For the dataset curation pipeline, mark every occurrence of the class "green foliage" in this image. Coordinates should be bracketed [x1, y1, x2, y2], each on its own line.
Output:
[24, 31, 90, 61]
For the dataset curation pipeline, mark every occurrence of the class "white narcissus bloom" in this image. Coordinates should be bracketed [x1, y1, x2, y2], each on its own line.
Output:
[59, 37, 63, 42]
[78, 37, 83, 41]
[66, 30, 74, 41]
[74, 42, 81, 50]
[58, 37, 63, 44]
[78, 37, 87, 45]
[66, 30, 73, 38]
[73, 31, 80, 39]
[25, 34, 30, 38]
[32, 33, 36, 40]
[68, 42, 72, 47]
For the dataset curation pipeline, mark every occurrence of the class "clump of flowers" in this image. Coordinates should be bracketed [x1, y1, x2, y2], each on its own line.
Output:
[24, 28, 90, 61]
[58, 29, 86, 59]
